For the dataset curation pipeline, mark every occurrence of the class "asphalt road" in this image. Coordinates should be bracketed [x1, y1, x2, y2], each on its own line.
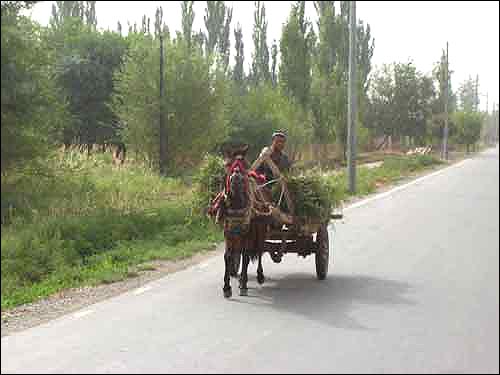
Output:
[2, 147, 499, 374]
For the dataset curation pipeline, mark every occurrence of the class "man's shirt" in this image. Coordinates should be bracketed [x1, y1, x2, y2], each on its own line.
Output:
[256, 147, 291, 183]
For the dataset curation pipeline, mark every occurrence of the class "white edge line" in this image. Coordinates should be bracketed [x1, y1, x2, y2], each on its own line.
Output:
[73, 310, 94, 319]
[343, 158, 471, 212]
[133, 286, 152, 295]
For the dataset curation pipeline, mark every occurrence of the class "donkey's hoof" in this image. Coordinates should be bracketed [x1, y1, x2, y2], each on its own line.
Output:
[239, 288, 248, 297]
[257, 273, 265, 285]
[223, 287, 232, 298]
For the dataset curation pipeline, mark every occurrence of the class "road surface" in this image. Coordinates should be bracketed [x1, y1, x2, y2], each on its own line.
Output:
[2, 147, 499, 374]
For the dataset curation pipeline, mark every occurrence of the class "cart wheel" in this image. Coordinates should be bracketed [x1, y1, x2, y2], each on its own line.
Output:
[315, 224, 329, 280]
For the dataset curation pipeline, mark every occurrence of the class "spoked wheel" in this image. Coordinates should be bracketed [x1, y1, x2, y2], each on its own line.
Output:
[315, 224, 330, 280]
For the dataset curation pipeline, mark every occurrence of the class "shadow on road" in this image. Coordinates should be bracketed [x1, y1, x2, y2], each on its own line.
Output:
[231, 274, 416, 331]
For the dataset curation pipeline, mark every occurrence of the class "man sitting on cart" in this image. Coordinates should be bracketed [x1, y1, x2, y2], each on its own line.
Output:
[256, 131, 292, 204]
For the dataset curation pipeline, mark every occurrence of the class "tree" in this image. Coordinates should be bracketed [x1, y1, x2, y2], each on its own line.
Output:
[314, 1, 337, 77]
[233, 22, 245, 86]
[50, 1, 96, 29]
[310, 1, 374, 159]
[392, 62, 434, 144]
[84, 1, 96, 29]
[203, 1, 232, 73]
[271, 40, 278, 87]
[154, 6, 163, 38]
[47, 9, 128, 147]
[311, 1, 337, 147]
[192, 29, 205, 52]
[453, 111, 483, 152]
[141, 15, 147, 34]
[1, 6, 67, 172]
[250, 1, 270, 84]
[226, 84, 313, 162]
[181, 1, 195, 48]
[458, 76, 479, 113]
[356, 21, 374, 95]
[1, 1, 38, 14]
[204, 1, 225, 57]
[112, 34, 227, 170]
[218, 5, 232, 73]
[279, 1, 315, 109]
[366, 64, 395, 138]
[366, 62, 435, 146]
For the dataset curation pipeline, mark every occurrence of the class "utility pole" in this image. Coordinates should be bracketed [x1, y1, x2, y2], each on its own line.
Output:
[442, 42, 449, 160]
[491, 101, 496, 145]
[497, 103, 499, 144]
[475, 74, 479, 112]
[495, 102, 499, 144]
[159, 33, 167, 175]
[347, 0, 357, 193]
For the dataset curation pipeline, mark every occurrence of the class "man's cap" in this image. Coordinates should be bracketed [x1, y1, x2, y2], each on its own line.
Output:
[272, 131, 287, 140]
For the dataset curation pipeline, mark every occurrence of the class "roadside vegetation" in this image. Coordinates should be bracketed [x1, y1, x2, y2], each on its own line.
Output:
[1, 1, 495, 310]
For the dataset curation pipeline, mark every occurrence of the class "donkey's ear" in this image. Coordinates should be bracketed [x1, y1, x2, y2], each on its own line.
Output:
[221, 143, 233, 158]
[235, 144, 249, 157]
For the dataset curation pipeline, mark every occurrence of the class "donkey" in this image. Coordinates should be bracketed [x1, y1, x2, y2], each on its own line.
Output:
[221, 144, 268, 298]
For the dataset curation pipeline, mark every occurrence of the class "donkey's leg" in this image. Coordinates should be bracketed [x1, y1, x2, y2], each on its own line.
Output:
[223, 247, 232, 298]
[230, 249, 240, 278]
[257, 253, 265, 285]
[239, 250, 250, 296]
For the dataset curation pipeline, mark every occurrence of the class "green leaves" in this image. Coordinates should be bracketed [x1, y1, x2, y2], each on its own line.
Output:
[251, 1, 271, 85]
[279, 1, 315, 109]
[367, 62, 435, 142]
[226, 84, 313, 162]
[192, 154, 225, 215]
[112, 34, 228, 170]
[453, 111, 484, 149]
[275, 173, 339, 220]
[1, 12, 68, 173]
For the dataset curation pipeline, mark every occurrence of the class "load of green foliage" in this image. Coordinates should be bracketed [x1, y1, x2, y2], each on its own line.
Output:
[271, 172, 341, 222]
[192, 154, 225, 216]
[192, 155, 341, 222]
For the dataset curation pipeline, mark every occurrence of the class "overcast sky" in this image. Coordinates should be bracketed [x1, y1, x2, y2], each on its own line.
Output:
[28, 1, 499, 111]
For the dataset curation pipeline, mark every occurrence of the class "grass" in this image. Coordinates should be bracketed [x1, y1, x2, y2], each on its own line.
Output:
[323, 154, 444, 202]
[1, 151, 222, 310]
[1, 150, 187, 225]
[1, 203, 223, 309]
[0, 151, 443, 310]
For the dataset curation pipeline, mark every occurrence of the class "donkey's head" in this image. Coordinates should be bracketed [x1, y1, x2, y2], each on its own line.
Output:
[223, 144, 250, 211]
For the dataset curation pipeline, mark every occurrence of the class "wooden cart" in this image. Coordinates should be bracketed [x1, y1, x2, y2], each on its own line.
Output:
[246, 148, 343, 280]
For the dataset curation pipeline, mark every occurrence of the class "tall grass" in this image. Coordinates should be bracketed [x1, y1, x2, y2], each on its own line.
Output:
[1, 151, 187, 225]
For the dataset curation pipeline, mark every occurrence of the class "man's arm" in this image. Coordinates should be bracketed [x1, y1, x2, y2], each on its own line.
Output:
[280, 153, 292, 173]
